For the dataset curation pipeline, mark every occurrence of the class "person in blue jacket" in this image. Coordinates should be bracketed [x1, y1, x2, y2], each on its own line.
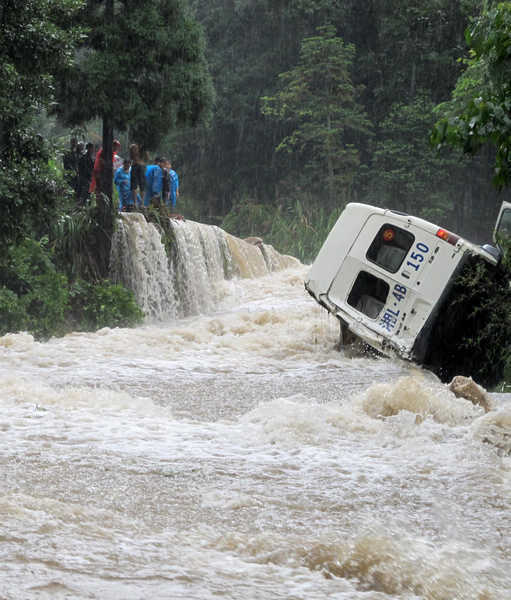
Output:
[143, 157, 164, 207]
[164, 159, 179, 210]
[114, 159, 132, 211]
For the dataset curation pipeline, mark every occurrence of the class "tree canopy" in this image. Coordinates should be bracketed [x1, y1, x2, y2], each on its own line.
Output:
[0, 0, 83, 251]
[55, 0, 213, 152]
[261, 25, 372, 207]
[432, 1, 511, 188]
[1, 0, 506, 253]
[165, 0, 499, 248]
[51, 0, 214, 274]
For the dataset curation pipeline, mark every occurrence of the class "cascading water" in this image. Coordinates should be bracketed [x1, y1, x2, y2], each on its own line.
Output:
[166, 219, 234, 317]
[109, 213, 178, 319]
[110, 213, 299, 319]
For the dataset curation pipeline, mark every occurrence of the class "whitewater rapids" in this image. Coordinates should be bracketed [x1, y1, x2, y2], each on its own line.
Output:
[1, 261, 510, 598]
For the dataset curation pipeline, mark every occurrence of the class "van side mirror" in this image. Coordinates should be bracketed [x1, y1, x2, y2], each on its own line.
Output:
[481, 244, 502, 263]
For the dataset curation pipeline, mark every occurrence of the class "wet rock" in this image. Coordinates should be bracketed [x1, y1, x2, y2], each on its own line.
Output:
[448, 375, 493, 413]
[244, 236, 263, 246]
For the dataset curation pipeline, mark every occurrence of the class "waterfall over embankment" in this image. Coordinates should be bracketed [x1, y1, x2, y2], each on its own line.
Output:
[109, 213, 299, 320]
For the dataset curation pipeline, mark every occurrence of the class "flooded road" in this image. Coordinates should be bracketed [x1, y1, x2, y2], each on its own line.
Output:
[1, 264, 510, 599]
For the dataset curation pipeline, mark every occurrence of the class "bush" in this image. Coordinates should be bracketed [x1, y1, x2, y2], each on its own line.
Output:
[422, 251, 511, 389]
[0, 239, 144, 339]
[1, 238, 69, 338]
[69, 279, 144, 331]
[0, 287, 27, 335]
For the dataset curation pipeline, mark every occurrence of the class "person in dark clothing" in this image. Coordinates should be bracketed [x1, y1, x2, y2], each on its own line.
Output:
[63, 137, 80, 194]
[63, 137, 77, 171]
[77, 142, 95, 205]
[161, 161, 170, 206]
[129, 143, 145, 209]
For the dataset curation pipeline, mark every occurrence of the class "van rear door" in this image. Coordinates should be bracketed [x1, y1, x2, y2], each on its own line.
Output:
[326, 213, 465, 356]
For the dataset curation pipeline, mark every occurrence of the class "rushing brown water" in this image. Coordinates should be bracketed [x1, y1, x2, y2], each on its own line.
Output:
[1, 218, 510, 599]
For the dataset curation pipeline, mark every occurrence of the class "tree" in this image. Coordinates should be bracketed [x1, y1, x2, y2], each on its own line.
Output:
[166, 1, 355, 218]
[367, 94, 471, 223]
[54, 0, 214, 274]
[261, 25, 372, 207]
[172, 1, 479, 222]
[432, 1, 511, 189]
[0, 0, 83, 251]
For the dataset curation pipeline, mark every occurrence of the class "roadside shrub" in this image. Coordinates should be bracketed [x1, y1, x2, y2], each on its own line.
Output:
[51, 194, 111, 282]
[0, 287, 26, 335]
[0, 239, 144, 339]
[69, 279, 144, 331]
[2, 238, 69, 338]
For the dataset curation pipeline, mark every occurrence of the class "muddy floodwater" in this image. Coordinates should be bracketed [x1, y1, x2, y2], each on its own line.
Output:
[1, 264, 510, 599]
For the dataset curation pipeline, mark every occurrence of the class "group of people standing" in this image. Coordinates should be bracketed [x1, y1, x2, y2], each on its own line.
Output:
[63, 138, 180, 213]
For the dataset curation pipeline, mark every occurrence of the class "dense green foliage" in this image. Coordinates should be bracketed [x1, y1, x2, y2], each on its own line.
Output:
[0, 0, 82, 251]
[261, 25, 371, 208]
[0, 0, 216, 338]
[68, 279, 143, 330]
[50, 195, 114, 281]
[0, 0, 146, 337]
[433, 1, 511, 189]
[163, 0, 501, 252]
[0, 238, 143, 339]
[55, 0, 214, 155]
[0, 239, 68, 338]
[221, 199, 342, 263]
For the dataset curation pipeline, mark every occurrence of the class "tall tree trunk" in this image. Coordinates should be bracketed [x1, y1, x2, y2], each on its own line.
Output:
[94, 114, 114, 279]
[92, 0, 115, 279]
[101, 115, 114, 200]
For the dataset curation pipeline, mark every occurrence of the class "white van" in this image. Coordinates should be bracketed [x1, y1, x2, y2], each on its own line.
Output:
[305, 202, 507, 365]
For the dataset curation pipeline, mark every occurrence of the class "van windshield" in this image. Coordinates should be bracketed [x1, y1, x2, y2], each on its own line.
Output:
[366, 224, 414, 273]
[348, 271, 389, 319]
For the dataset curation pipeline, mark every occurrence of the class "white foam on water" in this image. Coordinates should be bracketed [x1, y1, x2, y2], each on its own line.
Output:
[472, 407, 511, 456]
[209, 525, 507, 600]
[0, 219, 510, 599]
[359, 373, 483, 426]
[1, 365, 510, 598]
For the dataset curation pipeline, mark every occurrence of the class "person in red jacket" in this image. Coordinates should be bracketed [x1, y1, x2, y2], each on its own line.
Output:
[89, 139, 121, 193]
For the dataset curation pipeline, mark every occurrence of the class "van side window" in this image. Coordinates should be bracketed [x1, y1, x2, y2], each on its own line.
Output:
[366, 224, 414, 273]
[347, 271, 389, 319]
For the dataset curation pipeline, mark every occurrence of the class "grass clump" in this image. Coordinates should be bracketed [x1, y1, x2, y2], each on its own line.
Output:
[221, 197, 343, 263]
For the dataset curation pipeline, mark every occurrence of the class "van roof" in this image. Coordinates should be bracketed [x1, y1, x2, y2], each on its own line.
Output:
[346, 203, 495, 263]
